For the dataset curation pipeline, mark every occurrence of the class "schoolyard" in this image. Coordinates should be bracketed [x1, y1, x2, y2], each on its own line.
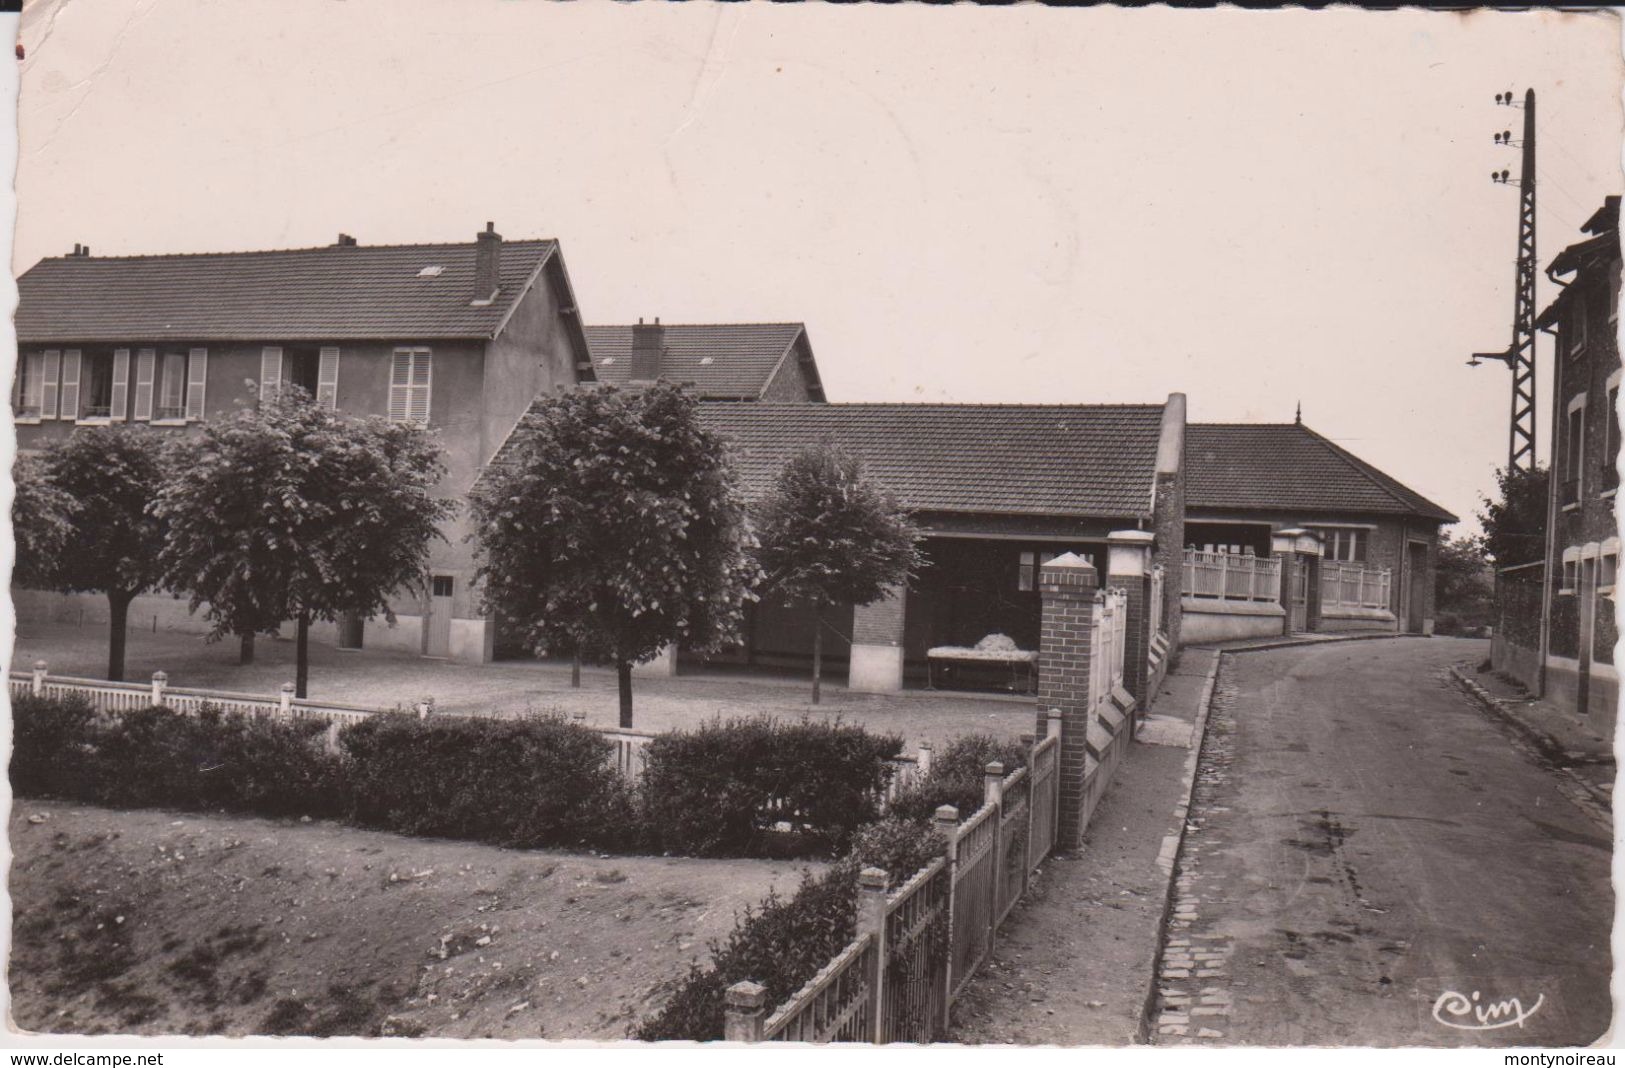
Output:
[12, 620, 1033, 750]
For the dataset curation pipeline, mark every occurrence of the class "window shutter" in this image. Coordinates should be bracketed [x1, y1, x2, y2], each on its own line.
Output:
[185, 348, 208, 420]
[133, 349, 155, 420]
[110, 349, 131, 421]
[409, 350, 432, 425]
[317, 346, 340, 410]
[40, 350, 60, 419]
[59, 350, 82, 421]
[260, 347, 283, 403]
[388, 350, 411, 422]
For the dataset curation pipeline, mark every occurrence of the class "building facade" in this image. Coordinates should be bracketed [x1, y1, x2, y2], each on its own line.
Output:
[1495, 196, 1621, 723]
[13, 225, 594, 663]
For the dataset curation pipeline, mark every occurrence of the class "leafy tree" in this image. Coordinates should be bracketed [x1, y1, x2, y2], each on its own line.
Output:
[153, 388, 454, 697]
[11, 451, 77, 589]
[29, 426, 171, 681]
[1477, 464, 1548, 569]
[752, 444, 923, 703]
[470, 383, 752, 727]
[1434, 532, 1494, 632]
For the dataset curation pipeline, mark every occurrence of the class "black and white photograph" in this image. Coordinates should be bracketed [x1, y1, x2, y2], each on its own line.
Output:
[3, 0, 1622, 1055]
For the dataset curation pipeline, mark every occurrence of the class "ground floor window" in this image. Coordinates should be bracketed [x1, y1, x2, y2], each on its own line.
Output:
[1313, 527, 1368, 563]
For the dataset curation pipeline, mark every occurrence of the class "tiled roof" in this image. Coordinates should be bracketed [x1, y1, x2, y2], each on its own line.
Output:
[1187, 423, 1457, 523]
[584, 323, 806, 399]
[16, 239, 561, 342]
[688, 403, 1165, 519]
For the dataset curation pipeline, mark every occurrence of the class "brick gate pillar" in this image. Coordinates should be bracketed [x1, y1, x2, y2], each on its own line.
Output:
[1035, 552, 1098, 850]
[849, 583, 907, 693]
[1107, 529, 1156, 711]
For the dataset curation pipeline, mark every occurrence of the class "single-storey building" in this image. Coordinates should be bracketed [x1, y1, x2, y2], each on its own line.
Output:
[1182, 420, 1458, 642]
[585, 321, 825, 402]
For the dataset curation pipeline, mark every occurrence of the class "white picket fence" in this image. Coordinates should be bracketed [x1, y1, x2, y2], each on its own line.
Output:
[1087, 588, 1129, 713]
[8, 662, 928, 796]
[1320, 561, 1392, 611]
[1182, 548, 1281, 604]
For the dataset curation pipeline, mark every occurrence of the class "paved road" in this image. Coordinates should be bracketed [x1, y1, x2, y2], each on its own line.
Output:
[1153, 638, 1613, 1047]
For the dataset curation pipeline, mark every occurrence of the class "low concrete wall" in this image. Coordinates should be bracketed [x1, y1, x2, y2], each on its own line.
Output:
[1180, 598, 1285, 645]
[1318, 607, 1398, 634]
[1544, 656, 1620, 729]
[849, 643, 903, 693]
[1491, 634, 1542, 694]
[1079, 693, 1135, 835]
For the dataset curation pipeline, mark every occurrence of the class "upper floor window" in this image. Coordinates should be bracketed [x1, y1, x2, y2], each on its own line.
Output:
[1313, 528, 1367, 563]
[1606, 372, 1621, 493]
[388, 348, 432, 426]
[1564, 396, 1586, 506]
[1568, 295, 1589, 359]
[15, 351, 45, 419]
[157, 350, 189, 420]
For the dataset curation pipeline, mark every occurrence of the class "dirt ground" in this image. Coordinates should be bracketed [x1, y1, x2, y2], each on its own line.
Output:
[14, 621, 1031, 751]
[8, 801, 814, 1040]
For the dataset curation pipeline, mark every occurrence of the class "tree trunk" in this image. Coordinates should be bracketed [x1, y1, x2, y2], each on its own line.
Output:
[617, 660, 633, 729]
[106, 590, 133, 682]
[295, 614, 311, 699]
[811, 612, 823, 706]
[571, 653, 582, 689]
[239, 632, 256, 665]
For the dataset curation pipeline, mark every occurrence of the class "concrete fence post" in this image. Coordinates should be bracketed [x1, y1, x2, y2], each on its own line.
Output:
[279, 682, 295, 717]
[917, 741, 933, 780]
[858, 866, 891, 1043]
[933, 805, 960, 1031]
[723, 980, 768, 1043]
[150, 671, 168, 707]
[1107, 529, 1156, 714]
[416, 696, 435, 719]
[983, 761, 1005, 954]
[31, 660, 47, 696]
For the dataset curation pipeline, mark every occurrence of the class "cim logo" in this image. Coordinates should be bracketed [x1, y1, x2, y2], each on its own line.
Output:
[1432, 988, 1545, 1031]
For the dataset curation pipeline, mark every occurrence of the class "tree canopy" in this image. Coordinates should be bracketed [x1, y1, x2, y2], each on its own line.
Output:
[752, 443, 923, 702]
[1477, 464, 1548, 569]
[153, 388, 454, 696]
[470, 383, 752, 726]
[28, 425, 171, 680]
[12, 451, 78, 591]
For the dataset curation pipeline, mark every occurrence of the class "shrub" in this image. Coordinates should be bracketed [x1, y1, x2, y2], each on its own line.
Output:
[888, 732, 1028, 824]
[10, 697, 346, 817]
[633, 817, 942, 1041]
[339, 712, 636, 850]
[639, 718, 903, 857]
[10, 693, 100, 800]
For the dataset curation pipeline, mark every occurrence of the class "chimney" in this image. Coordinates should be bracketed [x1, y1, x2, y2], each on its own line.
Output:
[630, 317, 664, 382]
[334, 233, 357, 247]
[472, 221, 501, 306]
[69, 243, 89, 257]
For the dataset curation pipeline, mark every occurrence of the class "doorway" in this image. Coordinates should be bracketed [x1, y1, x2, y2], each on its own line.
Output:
[1405, 542, 1428, 633]
[1577, 556, 1596, 714]
[425, 575, 453, 658]
[1289, 557, 1309, 633]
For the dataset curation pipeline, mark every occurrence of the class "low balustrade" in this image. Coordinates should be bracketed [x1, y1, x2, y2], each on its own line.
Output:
[1182, 548, 1281, 604]
[1320, 561, 1393, 611]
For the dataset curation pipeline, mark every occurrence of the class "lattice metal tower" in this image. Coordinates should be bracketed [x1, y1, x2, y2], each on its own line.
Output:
[1471, 88, 1538, 472]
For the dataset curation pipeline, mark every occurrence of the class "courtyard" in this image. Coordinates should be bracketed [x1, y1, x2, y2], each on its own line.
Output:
[12, 620, 1032, 750]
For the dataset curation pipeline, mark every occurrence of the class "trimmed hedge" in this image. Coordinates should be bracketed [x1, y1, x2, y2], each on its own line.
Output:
[887, 732, 1029, 824]
[341, 712, 636, 850]
[632, 817, 944, 1042]
[639, 718, 904, 856]
[9, 695, 347, 817]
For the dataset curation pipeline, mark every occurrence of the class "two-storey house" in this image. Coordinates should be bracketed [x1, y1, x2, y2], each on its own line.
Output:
[1494, 196, 1622, 723]
[14, 224, 594, 663]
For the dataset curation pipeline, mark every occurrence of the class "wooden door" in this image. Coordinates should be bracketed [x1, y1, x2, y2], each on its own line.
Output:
[1578, 557, 1596, 713]
[1289, 557, 1308, 633]
[1404, 543, 1427, 633]
[425, 575, 453, 658]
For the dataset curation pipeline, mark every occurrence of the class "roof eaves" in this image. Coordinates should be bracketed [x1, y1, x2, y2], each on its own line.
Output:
[1300, 424, 1458, 523]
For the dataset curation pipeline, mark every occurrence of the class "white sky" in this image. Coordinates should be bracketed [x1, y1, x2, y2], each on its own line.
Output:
[13, 2, 1624, 535]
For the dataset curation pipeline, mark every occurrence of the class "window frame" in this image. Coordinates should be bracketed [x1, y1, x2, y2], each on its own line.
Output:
[154, 348, 191, 423]
[1564, 394, 1587, 509]
[14, 351, 45, 423]
[388, 347, 433, 427]
[75, 349, 118, 423]
[1569, 294, 1589, 359]
[1605, 370, 1621, 497]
